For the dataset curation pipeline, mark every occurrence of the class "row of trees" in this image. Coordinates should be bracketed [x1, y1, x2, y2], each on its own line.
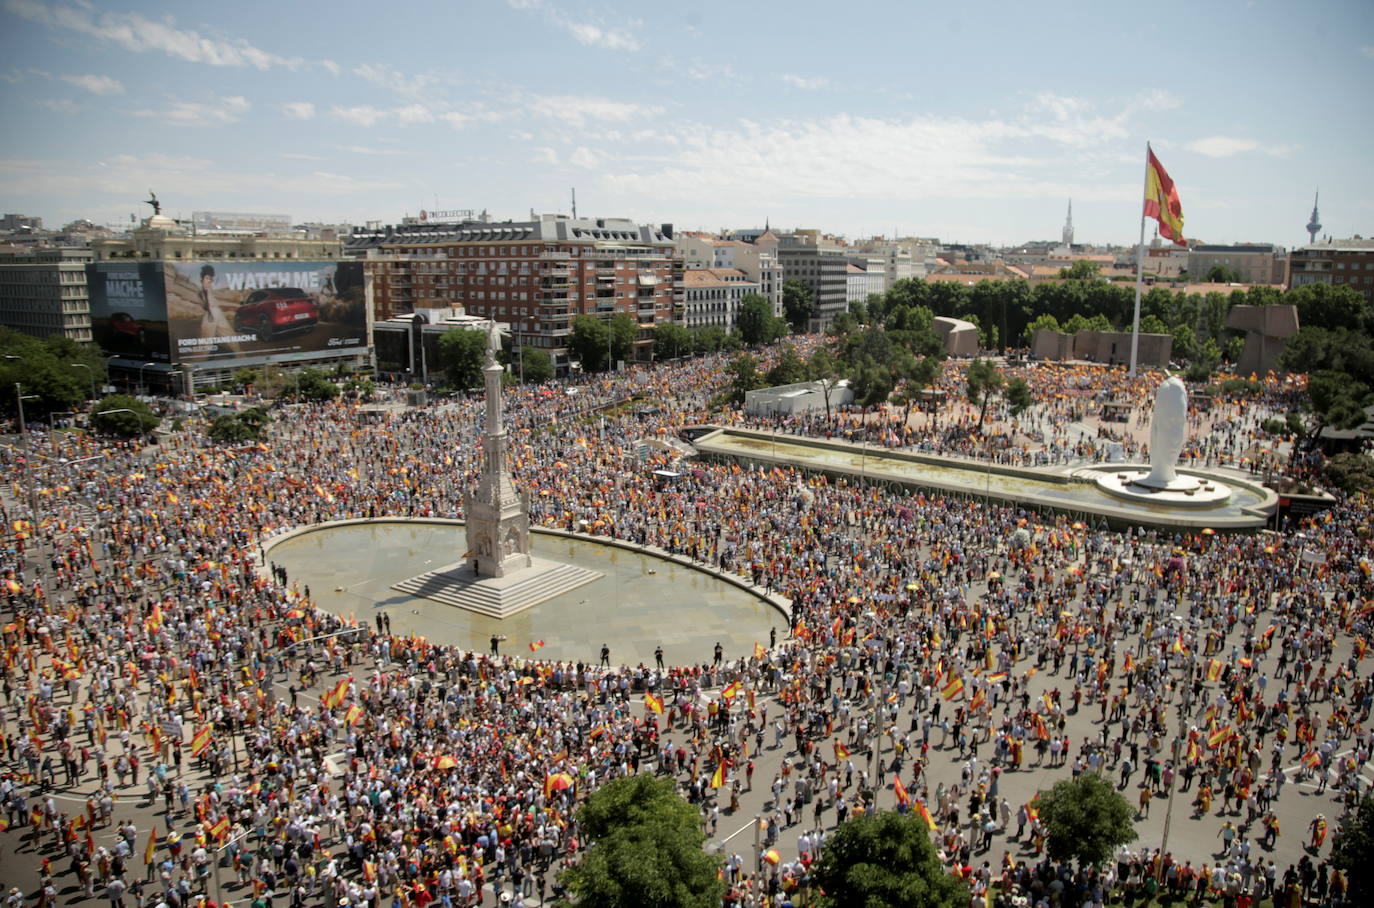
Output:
[0, 327, 108, 420]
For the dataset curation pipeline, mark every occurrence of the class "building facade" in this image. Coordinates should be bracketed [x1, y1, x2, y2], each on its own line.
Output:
[1288, 238, 1374, 301]
[0, 246, 93, 341]
[679, 268, 758, 331]
[845, 258, 886, 304]
[770, 231, 848, 330]
[1187, 243, 1286, 285]
[348, 215, 676, 372]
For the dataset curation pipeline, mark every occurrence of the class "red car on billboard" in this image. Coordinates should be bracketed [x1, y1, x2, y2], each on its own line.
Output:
[233, 287, 319, 340]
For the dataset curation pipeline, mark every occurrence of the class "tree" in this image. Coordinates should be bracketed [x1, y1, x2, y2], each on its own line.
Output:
[1059, 260, 1102, 281]
[1288, 282, 1371, 333]
[737, 294, 773, 346]
[1203, 264, 1243, 283]
[809, 348, 844, 420]
[810, 810, 969, 908]
[1005, 377, 1033, 417]
[727, 353, 763, 404]
[782, 279, 816, 332]
[765, 343, 810, 387]
[964, 359, 1005, 430]
[1024, 313, 1060, 345]
[1139, 314, 1169, 336]
[1325, 452, 1374, 496]
[91, 395, 160, 437]
[555, 776, 722, 908]
[207, 413, 259, 444]
[691, 325, 730, 356]
[0, 328, 94, 418]
[609, 313, 637, 368]
[1331, 792, 1374, 902]
[653, 323, 692, 362]
[295, 369, 339, 402]
[1036, 773, 1137, 868]
[518, 347, 554, 384]
[437, 327, 489, 388]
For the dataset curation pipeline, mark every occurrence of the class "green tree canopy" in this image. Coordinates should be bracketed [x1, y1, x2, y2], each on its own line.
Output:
[965, 359, 1005, 429]
[1288, 282, 1371, 333]
[91, 395, 160, 437]
[555, 775, 722, 908]
[1024, 313, 1061, 344]
[810, 810, 969, 908]
[727, 352, 763, 403]
[570, 315, 610, 372]
[1036, 773, 1138, 868]
[782, 279, 816, 332]
[1203, 264, 1243, 283]
[653, 323, 692, 361]
[519, 347, 554, 384]
[1059, 260, 1102, 280]
[0, 328, 102, 419]
[737, 293, 774, 346]
[765, 342, 810, 387]
[437, 327, 489, 388]
[1005, 377, 1033, 417]
[1332, 792, 1374, 902]
[609, 313, 637, 368]
[295, 369, 340, 402]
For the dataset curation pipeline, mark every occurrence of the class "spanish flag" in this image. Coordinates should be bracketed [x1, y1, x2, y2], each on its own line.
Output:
[344, 704, 364, 726]
[914, 799, 937, 830]
[323, 676, 351, 709]
[209, 816, 231, 841]
[894, 777, 910, 806]
[941, 676, 964, 700]
[969, 689, 986, 712]
[754, 642, 767, 659]
[144, 830, 158, 865]
[190, 724, 213, 757]
[722, 681, 743, 701]
[834, 740, 851, 760]
[1206, 659, 1222, 682]
[710, 763, 726, 789]
[529, 640, 545, 652]
[644, 691, 664, 715]
[1143, 145, 1186, 247]
[1207, 724, 1232, 749]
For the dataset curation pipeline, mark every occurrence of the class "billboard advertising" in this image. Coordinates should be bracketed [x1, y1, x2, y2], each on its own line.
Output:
[162, 260, 366, 364]
[89, 260, 366, 366]
[87, 262, 173, 362]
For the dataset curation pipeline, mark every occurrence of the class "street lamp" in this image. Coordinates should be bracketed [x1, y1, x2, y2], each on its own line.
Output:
[138, 361, 155, 396]
[68, 362, 97, 401]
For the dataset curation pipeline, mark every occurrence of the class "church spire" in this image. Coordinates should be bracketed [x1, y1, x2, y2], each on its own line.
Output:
[1306, 191, 1322, 244]
[1061, 199, 1074, 248]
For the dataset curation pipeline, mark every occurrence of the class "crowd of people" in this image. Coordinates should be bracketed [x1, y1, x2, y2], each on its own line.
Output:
[0, 350, 1368, 908]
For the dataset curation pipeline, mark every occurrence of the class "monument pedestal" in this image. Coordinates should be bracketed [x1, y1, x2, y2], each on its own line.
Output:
[392, 554, 602, 619]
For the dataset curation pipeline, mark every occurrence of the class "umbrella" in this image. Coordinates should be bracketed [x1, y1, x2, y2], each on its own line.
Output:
[285, 609, 305, 619]
[1201, 528, 1216, 536]
[987, 572, 1001, 580]
[545, 772, 575, 796]
[433, 755, 458, 770]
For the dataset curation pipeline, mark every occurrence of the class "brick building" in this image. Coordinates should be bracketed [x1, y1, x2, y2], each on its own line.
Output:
[1288, 237, 1374, 301]
[348, 215, 676, 373]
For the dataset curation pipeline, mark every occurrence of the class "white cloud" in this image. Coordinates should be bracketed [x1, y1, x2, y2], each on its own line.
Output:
[532, 147, 558, 165]
[1185, 136, 1259, 158]
[134, 95, 250, 125]
[525, 93, 664, 127]
[329, 105, 387, 127]
[4, 0, 330, 70]
[565, 22, 640, 51]
[35, 97, 79, 114]
[60, 73, 123, 95]
[569, 147, 600, 169]
[685, 61, 738, 82]
[597, 106, 1144, 208]
[394, 104, 434, 125]
[280, 101, 316, 120]
[1134, 89, 1182, 112]
[506, 0, 641, 52]
[337, 144, 407, 156]
[280, 152, 323, 161]
[781, 73, 828, 90]
[352, 63, 440, 99]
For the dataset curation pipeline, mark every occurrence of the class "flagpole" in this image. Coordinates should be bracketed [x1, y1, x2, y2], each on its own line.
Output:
[1129, 142, 1150, 377]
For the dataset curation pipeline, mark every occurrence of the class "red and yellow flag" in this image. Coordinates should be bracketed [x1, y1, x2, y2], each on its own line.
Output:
[710, 763, 726, 789]
[754, 642, 767, 659]
[1206, 659, 1223, 682]
[894, 777, 910, 806]
[323, 676, 351, 709]
[190, 724, 212, 757]
[721, 681, 743, 701]
[529, 640, 545, 652]
[1208, 724, 1232, 748]
[1144, 145, 1186, 247]
[644, 691, 664, 715]
[344, 704, 363, 726]
[144, 830, 158, 865]
[209, 816, 230, 841]
[914, 798, 937, 830]
[941, 676, 964, 700]
[833, 739, 851, 760]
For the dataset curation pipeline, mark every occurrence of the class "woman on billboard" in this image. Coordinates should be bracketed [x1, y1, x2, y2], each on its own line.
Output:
[197, 264, 236, 340]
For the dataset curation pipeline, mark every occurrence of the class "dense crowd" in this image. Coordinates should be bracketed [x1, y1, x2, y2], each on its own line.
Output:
[0, 352, 1368, 908]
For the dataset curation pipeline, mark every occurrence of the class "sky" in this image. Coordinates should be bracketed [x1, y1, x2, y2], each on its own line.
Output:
[0, 0, 1371, 248]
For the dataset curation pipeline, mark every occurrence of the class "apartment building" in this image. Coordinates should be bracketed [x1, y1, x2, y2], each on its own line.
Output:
[348, 215, 676, 372]
[766, 230, 848, 330]
[1187, 243, 1286, 285]
[674, 232, 783, 316]
[0, 246, 93, 341]
[1287, 238, 1374, 300]
[679, 268, 759, 331]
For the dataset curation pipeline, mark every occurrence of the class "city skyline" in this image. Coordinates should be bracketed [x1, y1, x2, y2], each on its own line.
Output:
[0, 0, 1371, 247]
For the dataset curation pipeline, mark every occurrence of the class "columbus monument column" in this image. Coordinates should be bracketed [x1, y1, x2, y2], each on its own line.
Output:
[465, 325, 533, 578]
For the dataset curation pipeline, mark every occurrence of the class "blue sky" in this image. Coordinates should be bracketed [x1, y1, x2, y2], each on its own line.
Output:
[0, 0, 1370, 247]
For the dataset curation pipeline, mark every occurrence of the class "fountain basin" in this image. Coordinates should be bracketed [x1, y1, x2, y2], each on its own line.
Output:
[1093, 467, 1233, 508]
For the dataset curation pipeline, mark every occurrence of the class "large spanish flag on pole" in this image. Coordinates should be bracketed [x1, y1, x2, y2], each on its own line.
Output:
[1129, 143, 1187, 376]
[1143, 146, 1186, 247]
